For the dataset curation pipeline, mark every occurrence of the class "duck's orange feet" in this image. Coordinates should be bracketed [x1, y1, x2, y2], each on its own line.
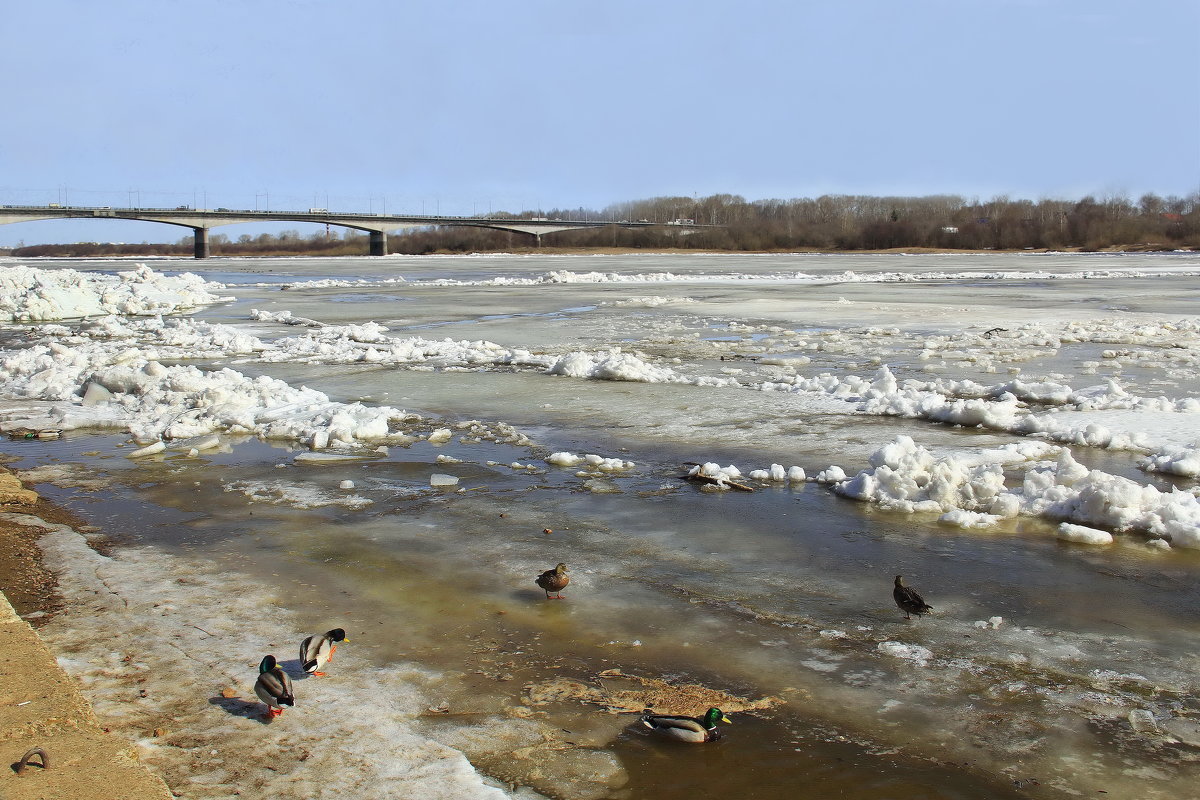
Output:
[313, 671, 327, 677]
[268, 707, 284, 718]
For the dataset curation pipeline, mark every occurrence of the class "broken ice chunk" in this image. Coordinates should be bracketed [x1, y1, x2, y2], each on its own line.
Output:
[1057, 522, 1114, 545]
[127, 441, 166, 458]
[427, 428, 453, 444]
[1129, 709, 1159, 734]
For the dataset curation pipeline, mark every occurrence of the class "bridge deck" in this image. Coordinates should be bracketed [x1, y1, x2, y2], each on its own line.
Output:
[0, 205, 716, 258]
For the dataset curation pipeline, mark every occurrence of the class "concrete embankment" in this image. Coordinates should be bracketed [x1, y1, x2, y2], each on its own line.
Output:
[0, 467, 172, 800]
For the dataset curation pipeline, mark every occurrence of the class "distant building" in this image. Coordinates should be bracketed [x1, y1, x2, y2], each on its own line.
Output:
[942, 226, 959, 234]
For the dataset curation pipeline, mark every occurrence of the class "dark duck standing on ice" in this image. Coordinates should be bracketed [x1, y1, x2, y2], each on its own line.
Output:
[641, 707, 732, 743]
[300, 628, 348, 677]
[254, 655, 295, 718]
[535, 563, 570, 599]
[893, 575, 933, 619]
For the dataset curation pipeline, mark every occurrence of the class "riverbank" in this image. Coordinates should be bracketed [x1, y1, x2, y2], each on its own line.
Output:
[0, 468, 173, 800]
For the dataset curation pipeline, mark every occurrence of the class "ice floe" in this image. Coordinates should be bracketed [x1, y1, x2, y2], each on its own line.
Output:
[0, 264, 230, 322]
[835, 436, 1200, 548]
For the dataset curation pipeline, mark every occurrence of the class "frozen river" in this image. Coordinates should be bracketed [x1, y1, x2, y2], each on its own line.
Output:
[2, 251, 1200, 799]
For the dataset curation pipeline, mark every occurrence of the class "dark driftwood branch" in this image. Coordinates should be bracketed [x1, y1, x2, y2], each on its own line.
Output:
[681, 473, 755, 492]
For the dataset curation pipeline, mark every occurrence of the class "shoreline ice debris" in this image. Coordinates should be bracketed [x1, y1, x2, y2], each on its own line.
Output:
[546, 452, 635, 472]
[1057, 523, 1115, 545]
[765, 364, 1200, 477]
[127, 440, 166, 458]
[834, 435, 1200, 548]
[747, 463, 806, 483]
[686, 462, 747, 491]
[0, 348, 415, 449]
[0, 264, 231, 322]
[815, 466, 848, 484]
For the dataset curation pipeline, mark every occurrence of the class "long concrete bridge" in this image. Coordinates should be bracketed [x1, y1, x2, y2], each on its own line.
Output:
[0, 205, 712, 258]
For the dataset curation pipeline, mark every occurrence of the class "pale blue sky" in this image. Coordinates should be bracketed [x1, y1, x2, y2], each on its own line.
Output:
[1, 0, 1197, 245]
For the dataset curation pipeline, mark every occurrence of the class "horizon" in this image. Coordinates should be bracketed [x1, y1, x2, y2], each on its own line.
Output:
[1, 0, 1197, 246]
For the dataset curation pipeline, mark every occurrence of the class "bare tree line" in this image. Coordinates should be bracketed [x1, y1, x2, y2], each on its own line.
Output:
[8, 191, 1198, 257]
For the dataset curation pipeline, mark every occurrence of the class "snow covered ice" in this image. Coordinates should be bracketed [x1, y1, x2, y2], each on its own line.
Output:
[3, 252, 1200, 800]
[0, 263, 230, 321]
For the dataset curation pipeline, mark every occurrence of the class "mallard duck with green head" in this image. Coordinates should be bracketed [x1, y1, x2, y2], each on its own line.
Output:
[535, 563, 569, 599]
[253, 655, 295, 718]
[300, 628, 348, 677]
[640, 707, 732, 743]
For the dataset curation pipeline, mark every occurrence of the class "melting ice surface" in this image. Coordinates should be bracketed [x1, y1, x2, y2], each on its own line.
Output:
[2, 252, 1200, 799]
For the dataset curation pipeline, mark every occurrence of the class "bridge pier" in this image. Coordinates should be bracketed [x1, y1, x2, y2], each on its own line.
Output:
[193, 228, 210, 259]
[369, 230, 387, 256]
